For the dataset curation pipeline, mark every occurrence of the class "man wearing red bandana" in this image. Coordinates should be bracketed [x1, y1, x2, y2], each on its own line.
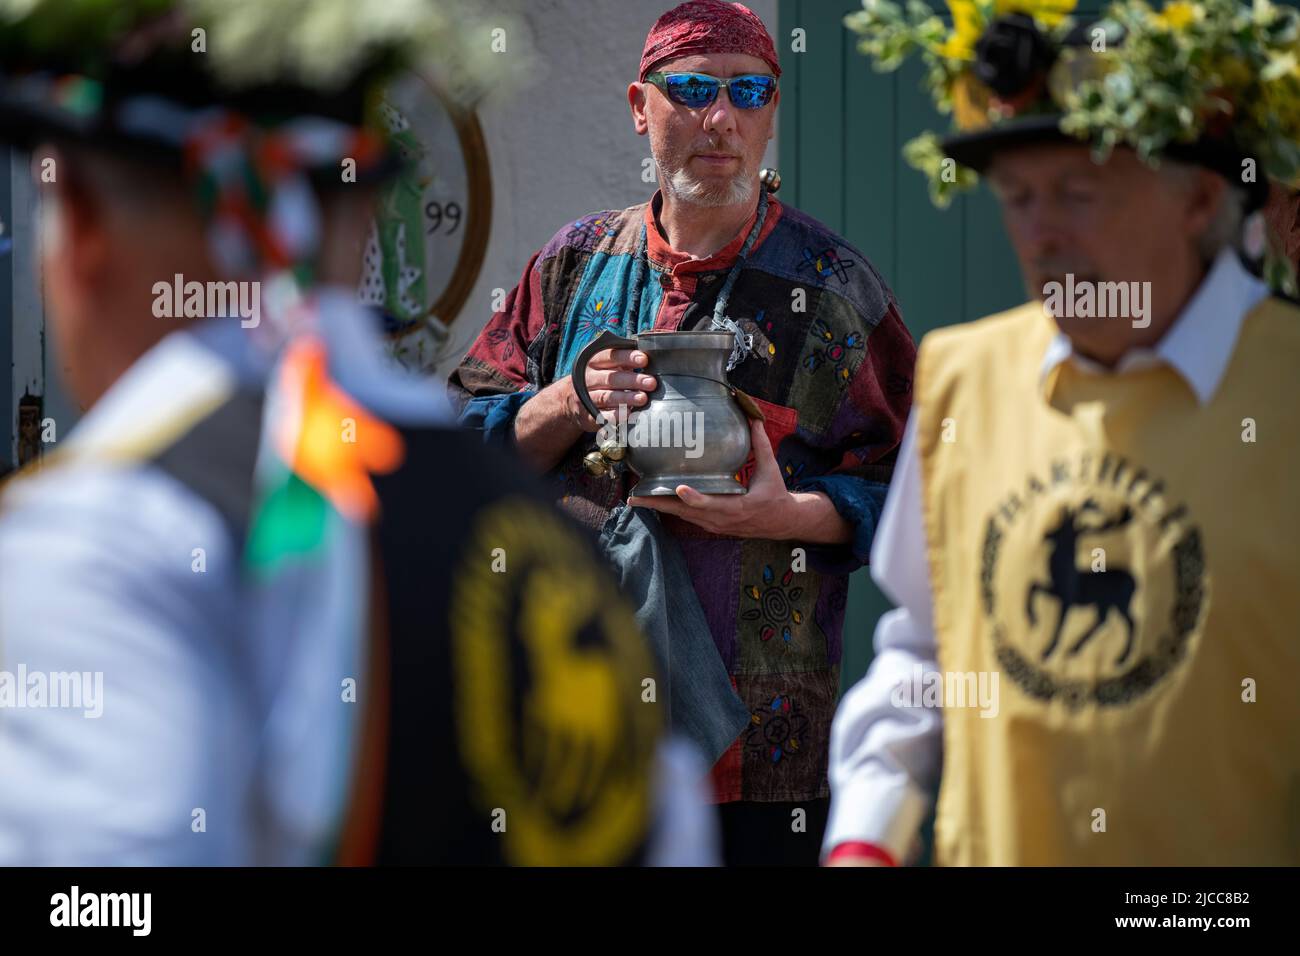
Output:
[450, 0, 916, 865]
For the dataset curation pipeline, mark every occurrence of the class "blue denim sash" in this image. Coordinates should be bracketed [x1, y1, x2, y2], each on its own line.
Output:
[597, 503, 750, 765]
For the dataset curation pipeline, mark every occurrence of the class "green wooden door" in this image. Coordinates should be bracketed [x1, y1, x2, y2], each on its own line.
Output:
[775, 0, 1149, 694]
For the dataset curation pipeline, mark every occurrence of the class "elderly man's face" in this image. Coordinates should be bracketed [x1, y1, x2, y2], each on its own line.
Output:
[987, 142, 1224, 359]
[631, 52, 777, 207]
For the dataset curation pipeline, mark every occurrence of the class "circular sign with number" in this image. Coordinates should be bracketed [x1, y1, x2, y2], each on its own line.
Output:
[358, 71, 492, 362]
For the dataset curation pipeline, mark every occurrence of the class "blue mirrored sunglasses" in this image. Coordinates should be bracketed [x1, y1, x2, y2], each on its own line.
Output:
[644, 71, 778, 110]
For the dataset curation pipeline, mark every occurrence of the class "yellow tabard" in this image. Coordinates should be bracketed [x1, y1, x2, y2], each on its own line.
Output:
[915, 298, 1300, 865]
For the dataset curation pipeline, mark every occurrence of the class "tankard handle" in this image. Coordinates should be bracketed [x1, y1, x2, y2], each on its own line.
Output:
[570, 330, 640, 426]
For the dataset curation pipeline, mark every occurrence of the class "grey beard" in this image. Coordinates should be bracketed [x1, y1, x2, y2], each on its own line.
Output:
[663, 165, 755, 208]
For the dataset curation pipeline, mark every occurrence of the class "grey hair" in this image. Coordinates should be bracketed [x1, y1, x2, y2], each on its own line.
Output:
[1159, 159, 1248, 262]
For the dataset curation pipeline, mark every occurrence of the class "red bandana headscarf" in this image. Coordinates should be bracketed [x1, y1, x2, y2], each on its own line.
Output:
[638, 0, 781, 82]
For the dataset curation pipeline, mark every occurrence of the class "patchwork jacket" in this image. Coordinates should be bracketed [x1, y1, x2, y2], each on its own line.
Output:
[448, 192, 916, 803]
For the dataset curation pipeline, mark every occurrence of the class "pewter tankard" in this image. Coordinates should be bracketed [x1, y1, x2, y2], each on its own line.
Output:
[571, 329, 752, 497]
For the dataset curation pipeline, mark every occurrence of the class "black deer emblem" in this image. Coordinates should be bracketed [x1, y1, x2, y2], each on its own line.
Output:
[1025, 498, 1138, 666]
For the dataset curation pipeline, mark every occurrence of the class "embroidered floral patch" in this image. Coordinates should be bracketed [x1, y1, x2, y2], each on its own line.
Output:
[741, 563, 806, 647]
[745, 693, 810, 764]
[803, 318, 864, 382]
[575, 297, 622, 339]
[797, 245, 857, 285]
[569, 215, 618, 243]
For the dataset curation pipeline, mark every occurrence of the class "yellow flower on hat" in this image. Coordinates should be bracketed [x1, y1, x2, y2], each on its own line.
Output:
[1007, 0, 1077, 27]
[935, 0, 986, 60]
[1152, 0, 1199, 29]
[935, 0, 1077, 62]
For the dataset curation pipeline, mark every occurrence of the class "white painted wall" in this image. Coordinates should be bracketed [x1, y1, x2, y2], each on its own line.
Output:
[430, 0, 779, 379]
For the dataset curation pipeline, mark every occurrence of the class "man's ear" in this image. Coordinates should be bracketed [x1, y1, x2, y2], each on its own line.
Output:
[35, 147, 110, 288]
[628, 82, 649, 136]
[1184, 167, 1228, 243]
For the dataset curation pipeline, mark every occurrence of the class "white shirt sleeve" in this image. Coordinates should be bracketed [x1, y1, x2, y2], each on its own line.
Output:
[0, 460, 366, 866]
[822, 411, 944, 864]
[0, 465, 259, 865]
[646, 736, 721, 866]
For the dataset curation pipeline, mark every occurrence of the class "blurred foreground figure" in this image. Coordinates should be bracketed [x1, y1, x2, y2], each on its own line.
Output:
[0, 0, 713, 866]
[825, 0, 1300, 866]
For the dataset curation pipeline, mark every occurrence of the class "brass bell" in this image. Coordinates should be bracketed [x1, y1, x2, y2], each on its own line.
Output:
[583, 450, 610, 476]
[759, 167, 781, 193]
[598, 439, 626, 462]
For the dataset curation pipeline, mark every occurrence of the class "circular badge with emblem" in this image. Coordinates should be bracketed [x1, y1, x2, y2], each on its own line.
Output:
[450, 497, 660, 865]
[980, 451, 1209, 708]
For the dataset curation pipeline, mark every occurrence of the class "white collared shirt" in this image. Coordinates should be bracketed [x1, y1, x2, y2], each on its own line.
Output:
[822, 249, 1269, 863]
[1038, 249, 1269, 404]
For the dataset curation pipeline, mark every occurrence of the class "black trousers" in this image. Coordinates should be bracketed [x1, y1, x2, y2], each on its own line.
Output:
[717, 798, 830, 866]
